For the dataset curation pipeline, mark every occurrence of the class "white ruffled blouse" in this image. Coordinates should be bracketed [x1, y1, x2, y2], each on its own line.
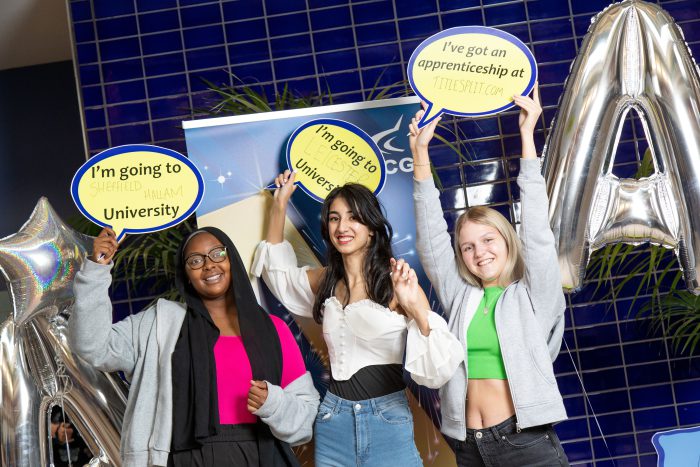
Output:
[252, 240, 463, 389]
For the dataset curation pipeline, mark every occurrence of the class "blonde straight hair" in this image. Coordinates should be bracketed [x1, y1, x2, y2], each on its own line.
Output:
[453, 206, 525, 288]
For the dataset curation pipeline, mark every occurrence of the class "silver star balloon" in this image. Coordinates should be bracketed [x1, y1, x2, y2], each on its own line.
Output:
[0, 198, 127, 466]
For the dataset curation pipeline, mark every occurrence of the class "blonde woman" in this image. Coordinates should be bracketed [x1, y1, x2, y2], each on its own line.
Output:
[408, 86, 570, 466]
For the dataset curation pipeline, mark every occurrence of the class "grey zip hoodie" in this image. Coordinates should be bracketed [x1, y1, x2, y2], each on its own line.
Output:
[69, 259, 320, 466]
[413, 158, 567, 440]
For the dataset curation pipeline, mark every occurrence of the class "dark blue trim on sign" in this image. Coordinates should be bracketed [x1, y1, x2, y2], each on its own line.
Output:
[407, 26, 538, 123]
[70, 144, 205, 241]
[651, 425, 700, 466]
[284, 118, 386, 203]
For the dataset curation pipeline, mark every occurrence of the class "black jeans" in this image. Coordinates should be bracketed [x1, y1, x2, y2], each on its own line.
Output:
[445, 416, 569, 467]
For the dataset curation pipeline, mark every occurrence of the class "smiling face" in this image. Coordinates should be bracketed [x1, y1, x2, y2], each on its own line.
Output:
[327, 196, 374, 257]
[183, 232, 231, 300]
[458, 220, 508, 288]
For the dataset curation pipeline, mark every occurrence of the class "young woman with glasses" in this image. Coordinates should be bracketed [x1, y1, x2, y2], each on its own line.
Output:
[70, 226, 320, 467]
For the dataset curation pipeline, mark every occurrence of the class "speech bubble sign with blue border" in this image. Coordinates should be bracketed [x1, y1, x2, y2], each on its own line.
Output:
[284, 118, 386, 202]
[408, 26, 538, 127]
[652, 425, 700, 466]
[71, 144, 205, 241]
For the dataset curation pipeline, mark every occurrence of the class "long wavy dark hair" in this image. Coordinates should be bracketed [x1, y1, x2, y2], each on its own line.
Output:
[312, 184, 394, 323]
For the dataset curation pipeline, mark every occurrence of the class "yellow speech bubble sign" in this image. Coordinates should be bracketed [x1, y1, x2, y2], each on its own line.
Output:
[408, 26, 537, 126]
[71, 145, 204, 240]
[284, 119, 386, 202]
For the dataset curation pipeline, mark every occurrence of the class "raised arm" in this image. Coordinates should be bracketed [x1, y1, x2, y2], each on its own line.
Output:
[253, 171, 324, 317]
[514, 85, 566, 339]
[69, 228, 139, 375]
[410, 107, 472, 314]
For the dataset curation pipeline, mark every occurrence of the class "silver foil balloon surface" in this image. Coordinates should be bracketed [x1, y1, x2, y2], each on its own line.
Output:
[542, 0, 700, 293]
[0, 198, 127, 466]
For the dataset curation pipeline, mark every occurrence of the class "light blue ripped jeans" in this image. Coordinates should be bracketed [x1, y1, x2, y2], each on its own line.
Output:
[314, 390, 423, 466]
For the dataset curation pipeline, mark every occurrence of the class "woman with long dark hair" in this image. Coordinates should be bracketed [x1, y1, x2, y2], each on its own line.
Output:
[254, 175, 463, 466]
[70, 226, 319, 467]
[409, 86, 570, 466]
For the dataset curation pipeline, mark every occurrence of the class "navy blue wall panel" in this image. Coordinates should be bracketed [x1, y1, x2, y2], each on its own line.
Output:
[68, 1, 700, 465]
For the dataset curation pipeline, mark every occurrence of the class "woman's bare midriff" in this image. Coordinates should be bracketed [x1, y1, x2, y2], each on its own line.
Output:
[466, 379, 516, 429]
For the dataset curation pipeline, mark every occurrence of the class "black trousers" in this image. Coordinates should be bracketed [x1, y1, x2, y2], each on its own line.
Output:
[444, 416, 570, 467]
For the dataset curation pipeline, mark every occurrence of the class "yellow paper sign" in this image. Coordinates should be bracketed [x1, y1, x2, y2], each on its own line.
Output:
[283, 119, 386, 202]
[71, 145, 204, 240]
[408, 26, 537, 126]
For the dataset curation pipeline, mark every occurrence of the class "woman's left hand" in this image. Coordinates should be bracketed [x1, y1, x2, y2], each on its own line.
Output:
[391, 258, 431, 335]
[513, 82, 542, 136]
[247, 380, 269, 413]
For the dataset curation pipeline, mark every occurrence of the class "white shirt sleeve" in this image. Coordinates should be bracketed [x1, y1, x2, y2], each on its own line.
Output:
[404, 312, 464, 389]
[252, 240, 316, 318]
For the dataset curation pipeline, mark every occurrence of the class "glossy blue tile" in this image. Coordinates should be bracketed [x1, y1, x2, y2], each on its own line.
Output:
[107, 102, 149, 125]
[267, 13, 308, 36]
[466, 182, 509, 206]
[571, 303, 616, 326]
[467, 139, 502, 160]
[225, 18, 266, 42]
[79, 64, 101, 86]
[144, 53, 185, 76]
[573, 15, 592, 37]
[94, 0, 134, 18]
[152, 119, 185, 141]
[554, 418, 589, 441]
[533, 39, 576, 63]
[571, 0, 615, 15]
[463, 161, 504, 184]
[148, 75, 188, 98]
[436, 167, 462, 188]
[356, 22, 397, 46]
[228, 40, 270, 64]
[230, 61, 273, 83]
[149, 96, 191, 119]
[110, 123, 152, 145]
[265, 0, 306, 15]
[627, 361, 671, 386]
[88, 129, 108, 148]
[270, 34, 312, 59]
[438, 0, 481, 10]
[589, 389, 630, 414]
[317, 50, 357, 74]
[441, 8, 484, 28]
[578, 346, 624, 371]
[222, 0, 264, 21]
[430, 145, 460, 166]
[399, 16, 440, 40]
[104, 80, 146, 104]
[531, 18, 573, 42]
[274, 55, 315, 80]
[160, 139, 188, 153]
[73, 22, 95, 43]
[631, 384, 674, 410]
[581, 367, 626, 392]
[592, 434, 637, 458]
[634, 406, 677, 431]
[560, 439, 593, 462]
[184, 24, 225, 48]
[675, 380, 700, 404]
[309, 0, 348, 7]
[679, 402, 700, 425]
[77, 43, 98, 63]
[189, 68, 231, 91]
[102, 59, 144, 82]
[622, 340, 667, 365]
[139, 10, 180, 34]
[440, 187, 467, 210]
[84, 108, 106, 128]
[358, 44, 401, 68]
[136, 0, 177, 13]
[352, 1, 394, 24]
[485, 2, 526, 26]
[96, 16, 138, 40]
[82, 86, 104, 107]
[140, 31, 183, 55]
[527, 0, 570, 20]
[395, 0, 437, 17]
[538, 61, 571, 85]
[313, 28, 355, 52]
[71, 1, 92, 22]
[361, 64, 404, 89]
[181, 4, 222, 28]
[597, 412, 633, 435]
[100, 37, 141, 61]
[186, 46, 227, 70]
[310, 6, 351, 30]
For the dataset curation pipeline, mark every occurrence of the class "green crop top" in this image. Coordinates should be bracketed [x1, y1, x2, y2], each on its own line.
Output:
[467, 286, 507, 379]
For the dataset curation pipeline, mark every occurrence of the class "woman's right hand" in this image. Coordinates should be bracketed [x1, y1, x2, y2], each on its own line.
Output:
[408, 102, 441, 156]
[272, 170, 297, 207]
[92, 227, 119, 264]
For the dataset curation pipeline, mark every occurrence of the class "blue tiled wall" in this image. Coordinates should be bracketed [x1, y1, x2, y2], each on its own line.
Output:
[68, 0, 700, 465]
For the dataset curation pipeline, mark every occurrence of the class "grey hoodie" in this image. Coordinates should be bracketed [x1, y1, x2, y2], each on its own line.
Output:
[413, 158, 567, 440]
[69, 259, 320, 466]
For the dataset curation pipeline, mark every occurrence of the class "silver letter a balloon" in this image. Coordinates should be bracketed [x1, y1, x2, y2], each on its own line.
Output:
[542, 0, 700, 293]
[0, 198, 127, 466]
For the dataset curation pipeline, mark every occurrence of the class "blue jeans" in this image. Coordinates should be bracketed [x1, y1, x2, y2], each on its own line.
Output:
[314, 390, 423, 467]
[444, 416, 569, 467]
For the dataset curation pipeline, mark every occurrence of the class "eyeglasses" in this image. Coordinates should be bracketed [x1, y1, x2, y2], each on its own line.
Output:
[185, 246, 227, 269]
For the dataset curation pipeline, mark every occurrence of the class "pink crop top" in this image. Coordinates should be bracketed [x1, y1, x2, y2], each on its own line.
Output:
[214, 314, 306, 424]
